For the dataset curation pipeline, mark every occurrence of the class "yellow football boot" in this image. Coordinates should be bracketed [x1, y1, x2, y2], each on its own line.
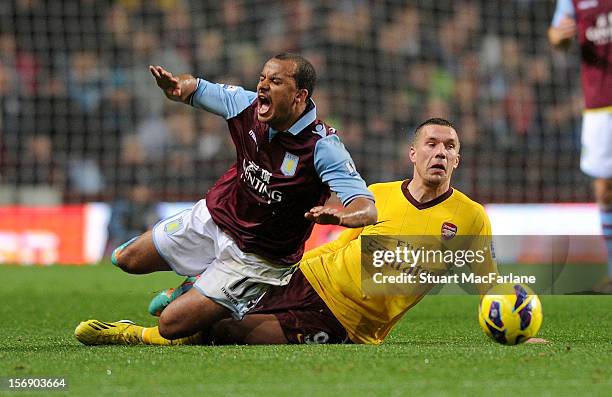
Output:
[74, 320, 144, 346]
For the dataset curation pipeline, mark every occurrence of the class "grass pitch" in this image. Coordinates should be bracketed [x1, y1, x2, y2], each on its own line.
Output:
[0, 264, 610, 397]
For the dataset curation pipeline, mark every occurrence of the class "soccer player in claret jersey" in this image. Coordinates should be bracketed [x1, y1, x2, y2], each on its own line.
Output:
[75, 118, 499, 346]
[548, 0, 612, 293]
[74, 53, 377, 345]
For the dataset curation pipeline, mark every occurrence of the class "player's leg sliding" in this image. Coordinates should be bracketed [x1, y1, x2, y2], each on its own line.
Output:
[148, 275, 200, 316]
[74, 320, 202, 346]
[596, 208, 612, 293]
[594, 179, 612, 293]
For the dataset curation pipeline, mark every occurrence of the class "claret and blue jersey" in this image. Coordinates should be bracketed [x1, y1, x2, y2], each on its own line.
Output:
[189, 78, 373, 266]
[552, 0, 612, 110]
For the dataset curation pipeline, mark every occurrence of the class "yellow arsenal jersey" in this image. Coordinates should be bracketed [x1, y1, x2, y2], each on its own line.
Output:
[299, 180, 497, 344]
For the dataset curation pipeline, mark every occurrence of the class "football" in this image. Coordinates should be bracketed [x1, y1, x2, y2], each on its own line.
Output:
[478, 283, 543, 345]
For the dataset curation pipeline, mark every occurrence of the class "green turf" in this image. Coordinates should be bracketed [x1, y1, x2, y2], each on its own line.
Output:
[0, 264, 610, 397]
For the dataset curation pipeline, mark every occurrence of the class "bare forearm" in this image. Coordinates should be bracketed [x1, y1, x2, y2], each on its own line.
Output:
[338, 197, 377, 228]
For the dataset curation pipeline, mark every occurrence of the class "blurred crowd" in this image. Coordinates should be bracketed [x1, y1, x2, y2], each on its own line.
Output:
[0, 0, 589, 204]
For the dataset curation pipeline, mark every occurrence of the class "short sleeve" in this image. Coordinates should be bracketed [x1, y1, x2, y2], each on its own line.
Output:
[190, 78, 257, 119]
[551, 0, 575, 26]
[314, 135, 374, 205]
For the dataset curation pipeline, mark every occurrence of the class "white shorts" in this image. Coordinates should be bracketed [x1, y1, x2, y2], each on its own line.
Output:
[580, 110, 612, 179]
[152, 199, 294, 319]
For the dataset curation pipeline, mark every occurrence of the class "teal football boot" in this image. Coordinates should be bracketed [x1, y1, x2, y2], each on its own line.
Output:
[148, 276, 199, 316]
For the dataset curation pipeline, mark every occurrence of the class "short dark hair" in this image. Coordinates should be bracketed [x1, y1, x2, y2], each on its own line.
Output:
[412, 117, 458, 145]
[272, 53, 316, 100]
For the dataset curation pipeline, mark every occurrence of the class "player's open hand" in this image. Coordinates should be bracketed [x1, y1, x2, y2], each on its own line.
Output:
[149, 65, 182, 100]
[305, 206, 343, 226]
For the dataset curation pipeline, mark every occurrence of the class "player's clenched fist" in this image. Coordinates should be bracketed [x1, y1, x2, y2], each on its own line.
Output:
[149, 65, 197, 103]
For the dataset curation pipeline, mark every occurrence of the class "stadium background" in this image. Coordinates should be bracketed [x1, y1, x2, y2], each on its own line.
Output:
[0, 0, 597, 264]
[1, 4, 610, 395]
[0, 0, 586, 202]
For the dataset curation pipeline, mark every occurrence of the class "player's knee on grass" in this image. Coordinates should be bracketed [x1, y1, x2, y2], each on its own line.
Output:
[158, 306, 211, 340]
[158, 311, 185, 340]
[157, 301, 203, 340]
[158, 289, 230, 340]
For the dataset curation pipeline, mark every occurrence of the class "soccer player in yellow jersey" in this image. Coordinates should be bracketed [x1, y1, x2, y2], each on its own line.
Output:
[75, 117, 498, 346]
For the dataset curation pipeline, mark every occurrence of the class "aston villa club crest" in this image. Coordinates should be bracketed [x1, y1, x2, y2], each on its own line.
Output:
[164, 218, 184, 235]
[441, 222, 457, 240]
[280, 152, 299, 177]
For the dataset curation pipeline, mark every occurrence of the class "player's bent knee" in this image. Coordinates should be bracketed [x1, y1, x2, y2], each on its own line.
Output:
[111, 232, 168, 274]
[158, 311, 188, 340]
[157, 314, 174, 339]
[157, 322, 177, 340]
[112, 245, 141, 274]
[111, 236, 140, 272]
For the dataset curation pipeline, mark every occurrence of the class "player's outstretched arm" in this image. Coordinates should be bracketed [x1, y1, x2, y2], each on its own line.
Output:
[548, 16, 576, 50]
[149, 65, 198, 103]
[305, 197, 376, 228]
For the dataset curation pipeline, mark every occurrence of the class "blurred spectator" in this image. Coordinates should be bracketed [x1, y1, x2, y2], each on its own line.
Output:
[194, 30, 225, 80]
[14, 134, 65, 186]
[162, 3, 194, 55]
[504, 80, 535, 137]
[67, 157, 105, 197]
[228, 43, 262, 86]
[363, 115, 396, 183]
[327, 1, 372, 46]
[65, 50, 112, 113]
[285, 0, 318, 49]
[0, 32, 35, 94]
[124, 28, 190, 119]
[161, 106, 199, 198]
[197, 114, 231, 163]
[378, 5, 421, 58]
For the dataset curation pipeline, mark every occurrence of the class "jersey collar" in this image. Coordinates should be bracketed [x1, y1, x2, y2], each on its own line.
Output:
[268, 99, 317, 141]
[401, 179, 453, 210]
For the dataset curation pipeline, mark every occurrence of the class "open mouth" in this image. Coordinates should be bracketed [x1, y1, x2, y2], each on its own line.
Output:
[429, 164, 446, 173]
[258, 95, 271, 116]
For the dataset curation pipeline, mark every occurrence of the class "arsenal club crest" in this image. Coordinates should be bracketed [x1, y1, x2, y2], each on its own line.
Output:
[441, 222, 457, 240]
